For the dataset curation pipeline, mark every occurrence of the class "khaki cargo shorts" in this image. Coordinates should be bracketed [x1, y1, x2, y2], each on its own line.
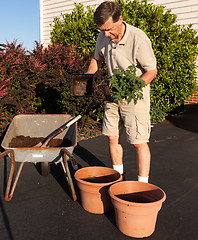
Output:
[102, 85, 151, 144]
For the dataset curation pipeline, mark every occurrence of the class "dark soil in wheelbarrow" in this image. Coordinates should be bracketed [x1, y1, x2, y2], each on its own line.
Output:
[9, 135, 72, 148]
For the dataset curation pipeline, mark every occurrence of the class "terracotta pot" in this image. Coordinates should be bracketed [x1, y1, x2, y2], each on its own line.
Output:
[74, 166, 123, 214]
[109, 181, 166, 238]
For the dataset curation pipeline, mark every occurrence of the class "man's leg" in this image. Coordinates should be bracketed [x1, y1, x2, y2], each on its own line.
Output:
[133, 142, 151, 182]
[108, 136, 124, 174]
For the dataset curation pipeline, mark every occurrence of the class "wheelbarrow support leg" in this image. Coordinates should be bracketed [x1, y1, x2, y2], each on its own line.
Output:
[6, 162, 24, 201]
[62, 149, 77, 201]
[0, 149, 24, 201]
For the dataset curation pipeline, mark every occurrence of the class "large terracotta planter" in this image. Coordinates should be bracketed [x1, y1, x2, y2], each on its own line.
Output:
[109, 181, 166, 238]
[74, 166, 123, 214]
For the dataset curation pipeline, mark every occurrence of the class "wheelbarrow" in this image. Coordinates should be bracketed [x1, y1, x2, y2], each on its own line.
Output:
[0, 73, 98, 202]
[0, 114, 78, 201]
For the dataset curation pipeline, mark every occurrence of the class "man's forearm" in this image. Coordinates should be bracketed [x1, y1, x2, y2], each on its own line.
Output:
[86, 58, 100, 74]
[141, 68, 157, 85]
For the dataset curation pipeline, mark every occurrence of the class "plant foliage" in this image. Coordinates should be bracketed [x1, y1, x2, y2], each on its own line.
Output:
[0, 41, 38, 132]
[150, 103, 167, 123]
[50, 3, 99, 55]
[109, 65, 145, 104]
[0, 41, 104, 136]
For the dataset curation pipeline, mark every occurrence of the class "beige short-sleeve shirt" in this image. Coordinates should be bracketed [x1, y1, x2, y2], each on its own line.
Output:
[94, 22, 157, 77]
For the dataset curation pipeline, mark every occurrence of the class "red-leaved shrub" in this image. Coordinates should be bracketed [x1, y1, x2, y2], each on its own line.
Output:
[0, 41, 105, 136]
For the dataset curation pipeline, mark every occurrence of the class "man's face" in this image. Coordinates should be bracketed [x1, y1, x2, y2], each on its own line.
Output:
[98, 16, 123, 41]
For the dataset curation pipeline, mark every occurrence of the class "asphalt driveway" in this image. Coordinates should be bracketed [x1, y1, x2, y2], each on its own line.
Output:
[0, 106, 198, 240]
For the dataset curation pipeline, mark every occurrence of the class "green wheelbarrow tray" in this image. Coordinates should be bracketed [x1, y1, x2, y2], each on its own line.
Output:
[0, 114, 78, 201]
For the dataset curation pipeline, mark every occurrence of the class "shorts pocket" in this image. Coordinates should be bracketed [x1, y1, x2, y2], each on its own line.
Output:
[135, 115, 151, 142]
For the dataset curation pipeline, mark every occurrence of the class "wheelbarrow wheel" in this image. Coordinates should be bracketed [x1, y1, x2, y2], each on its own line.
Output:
[40, 162, 50, 176]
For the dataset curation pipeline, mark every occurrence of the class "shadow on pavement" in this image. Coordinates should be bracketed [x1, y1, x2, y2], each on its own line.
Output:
[166, 104, 198, 133]
[0, 156, 14, 240]
[0, 195, 14, 240]
[104, 209, 117, 228]
[74, 144, 107, 167]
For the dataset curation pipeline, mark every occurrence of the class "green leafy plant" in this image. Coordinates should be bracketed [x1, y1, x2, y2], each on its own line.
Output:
[109, 65, 145, 104]
[50, 3, 99, 55]
[150, 103, 167, 123]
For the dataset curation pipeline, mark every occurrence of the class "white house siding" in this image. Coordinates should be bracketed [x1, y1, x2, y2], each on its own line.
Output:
[148, 0, 198, 32]
[40, 0, 198, 47]
[40, 0, 104, 48]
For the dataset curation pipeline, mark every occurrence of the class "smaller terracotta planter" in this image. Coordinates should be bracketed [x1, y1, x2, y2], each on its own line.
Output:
[109, 181, 166, 238]
[74, 166, 123, 214]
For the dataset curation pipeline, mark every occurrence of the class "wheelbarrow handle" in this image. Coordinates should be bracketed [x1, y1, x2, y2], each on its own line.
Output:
[40, 115, 82, 147]
[38, 102, 100, 148]
[59, 102, 100, 131]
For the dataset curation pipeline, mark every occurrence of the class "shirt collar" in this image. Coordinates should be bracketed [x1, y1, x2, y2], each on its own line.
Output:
[119, 21, 128, 45]
[109, 21, 128, 46]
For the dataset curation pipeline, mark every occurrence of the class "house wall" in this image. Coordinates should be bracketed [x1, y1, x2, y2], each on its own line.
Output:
[149, 0, 198, 31]
[40, 0, 198, 47]
[40, 0, 104, 48]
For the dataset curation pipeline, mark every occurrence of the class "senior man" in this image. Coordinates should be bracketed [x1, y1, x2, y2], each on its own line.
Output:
[86, 1, 157, 183]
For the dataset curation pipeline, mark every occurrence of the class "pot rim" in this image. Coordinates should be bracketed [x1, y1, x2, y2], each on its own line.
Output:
[108, 181, 166, 206]
[74, 166, 123, 187]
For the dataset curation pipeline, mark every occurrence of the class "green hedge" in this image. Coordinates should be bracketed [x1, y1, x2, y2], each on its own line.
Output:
[50, 0, 198, 121]
[50, 3, 99, 55]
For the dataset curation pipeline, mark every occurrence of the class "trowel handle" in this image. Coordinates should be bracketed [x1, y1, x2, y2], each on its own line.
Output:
[40, 102, 100, 147]
[63, 115, 82, 129]
[40, 115, 81, 147]
[61, 102, 100, 131]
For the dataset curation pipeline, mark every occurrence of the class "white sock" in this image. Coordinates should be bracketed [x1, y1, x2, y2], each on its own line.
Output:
[138, 175, 149, 183]
[113, 164, 124, 174]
